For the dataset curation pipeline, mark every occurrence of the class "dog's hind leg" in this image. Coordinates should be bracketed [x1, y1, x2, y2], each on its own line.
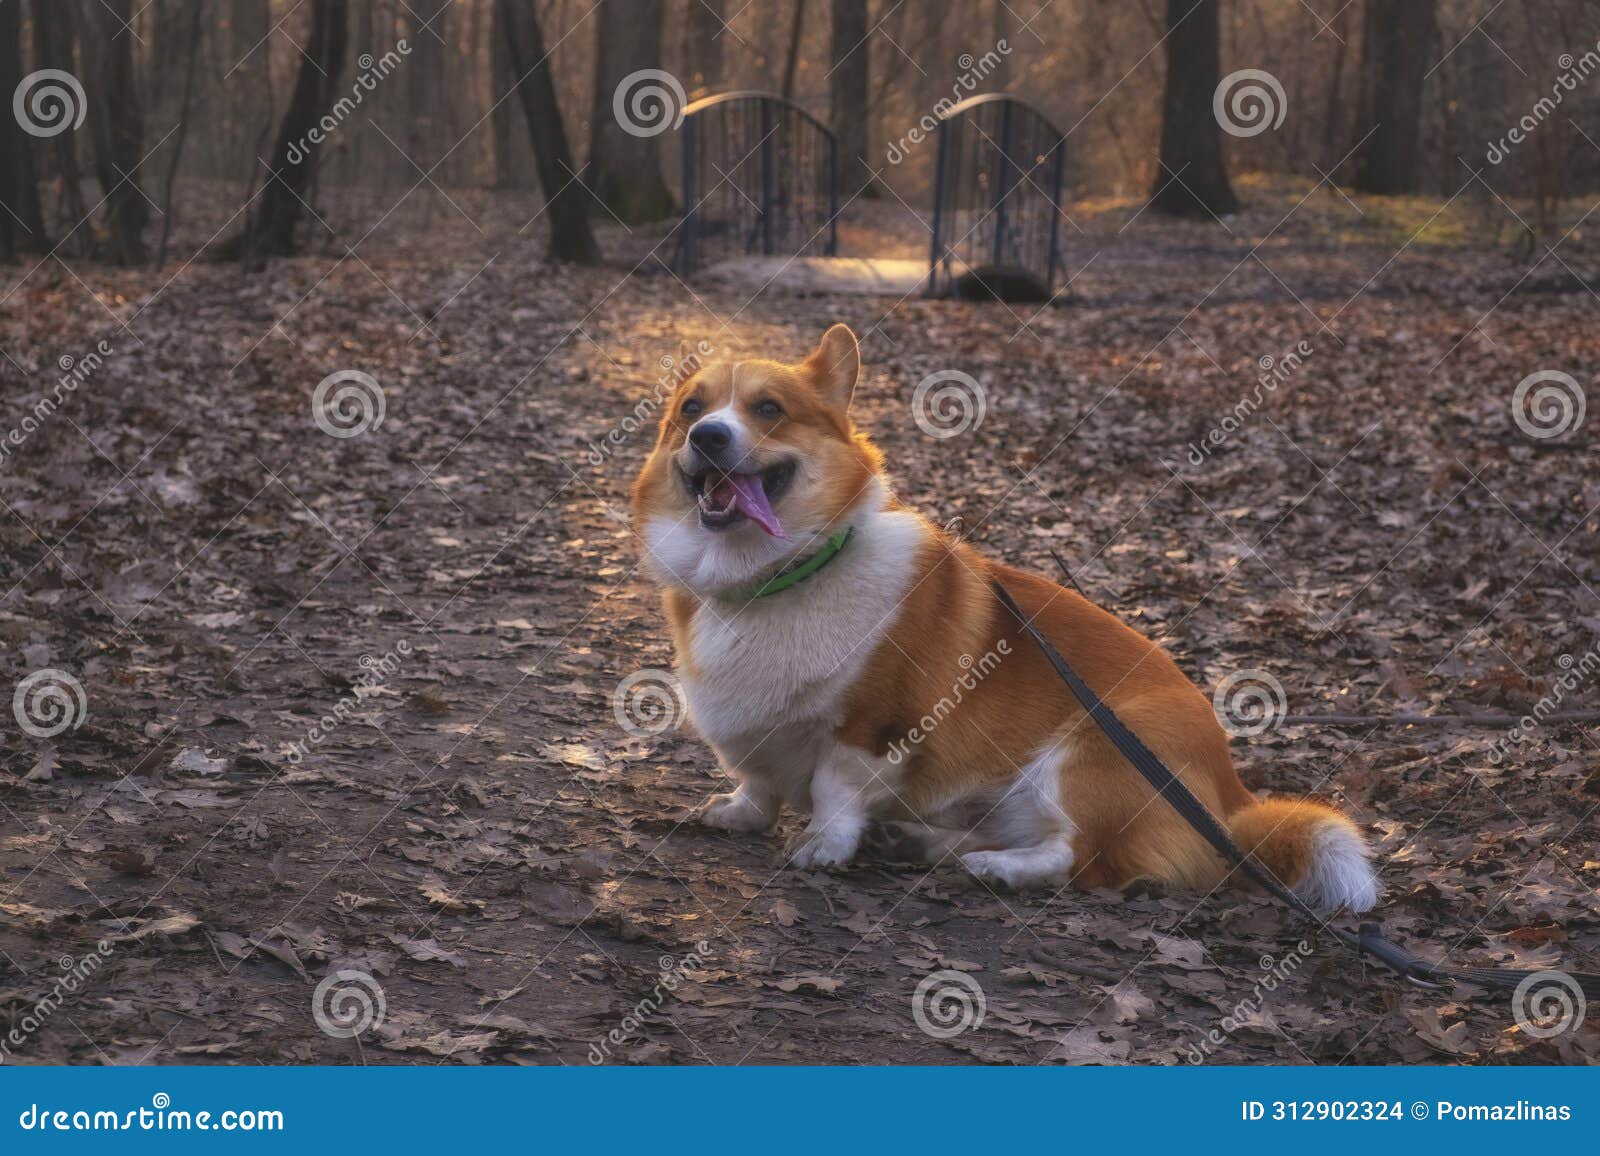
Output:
[961, 838, 1075, 887]
[877, 819, 988, 863]
[958, 742, 1079, 888]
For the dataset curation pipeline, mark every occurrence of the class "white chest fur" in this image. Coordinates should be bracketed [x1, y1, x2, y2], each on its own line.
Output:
[676, 506, 925, 759]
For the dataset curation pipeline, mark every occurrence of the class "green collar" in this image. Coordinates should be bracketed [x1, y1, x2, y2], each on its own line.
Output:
[720, 526, 855, 602]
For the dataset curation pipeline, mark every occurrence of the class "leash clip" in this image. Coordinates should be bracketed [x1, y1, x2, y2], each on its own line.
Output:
[1398, 970, 1452, 992]
[1357, 922, 1452, 990]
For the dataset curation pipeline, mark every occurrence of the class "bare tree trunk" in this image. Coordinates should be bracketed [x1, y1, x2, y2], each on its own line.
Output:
[1519, 1, 1564, 241]
[586, 0, 675, 223]
[1321, 2, 1350, 171]
[232, 14, 278, 254]
[990, 0, 1012, 89]
[217, 0, 273, 184]
[32, 1, 90, 251]
[781, 0, 807, 101]
[80, 0, 149, 263]
[1457, 6, 1509, 244]
[352, 0, 376, 190]
[502, 0, 600, 263]
[151, 1, 183, 107]
[1149, 0, 1237, 218]
[868, 0, 917, 109]
[0, 0, 49, 261]
[1352, 0, 1437, 194]
[491, 0, 519, 187]
[911, 0, 947, 127]
[156, 0, 206, 269]
[830, 0, 874, 195]
[684, 0, 726, 95]
[222, 0, 350, 260]
[405, 1, 448, 191]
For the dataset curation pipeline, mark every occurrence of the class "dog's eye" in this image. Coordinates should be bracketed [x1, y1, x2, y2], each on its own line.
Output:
[755, 399, 783, 420]
[680, 397, 703, 418]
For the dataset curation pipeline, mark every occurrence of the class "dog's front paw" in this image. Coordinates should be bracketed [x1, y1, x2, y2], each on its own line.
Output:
[700, 789, 773, 832]
[787, 825, 860, 869]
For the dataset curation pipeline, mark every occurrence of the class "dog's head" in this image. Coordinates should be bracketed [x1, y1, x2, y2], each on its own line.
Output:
[630, 324, 885, 594]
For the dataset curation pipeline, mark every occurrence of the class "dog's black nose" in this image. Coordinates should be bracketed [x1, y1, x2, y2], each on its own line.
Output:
[688, 421, 732, 456]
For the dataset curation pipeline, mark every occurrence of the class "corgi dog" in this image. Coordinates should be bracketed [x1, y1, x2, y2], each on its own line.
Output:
[629, 324, 1378, 911]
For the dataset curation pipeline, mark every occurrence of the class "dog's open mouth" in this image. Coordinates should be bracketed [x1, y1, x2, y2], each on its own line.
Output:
[683, 460, 795, 536]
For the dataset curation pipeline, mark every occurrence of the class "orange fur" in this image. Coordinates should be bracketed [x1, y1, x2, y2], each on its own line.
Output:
[1225, 797, 1361, 892]
[631, 325, 1376, 908]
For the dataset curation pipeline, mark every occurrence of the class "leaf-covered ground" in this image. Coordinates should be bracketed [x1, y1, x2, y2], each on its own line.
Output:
[2, 178, 1598, 1065]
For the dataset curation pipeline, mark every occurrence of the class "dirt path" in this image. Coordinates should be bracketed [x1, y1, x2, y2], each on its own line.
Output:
[3, 194, 1599, 1065]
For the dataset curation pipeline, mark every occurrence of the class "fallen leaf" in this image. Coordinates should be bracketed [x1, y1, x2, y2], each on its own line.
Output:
[540, 742, 606, 771]
[170, 748, 228, 776]
[775, 974, 840, 995]
[1095, 978, 1155, 1025]
[1055, 1025, 1133, 1064]
[1408, 1008, 1476, 1056]
[114, 912, 201, 941]
[386, 935, 467, 967]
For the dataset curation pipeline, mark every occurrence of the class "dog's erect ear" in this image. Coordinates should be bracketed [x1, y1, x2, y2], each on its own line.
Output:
[804, 323, 860, 411]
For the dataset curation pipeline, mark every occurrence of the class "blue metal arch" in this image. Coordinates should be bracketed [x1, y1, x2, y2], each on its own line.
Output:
[928, 94, 1068, 301]
[671, 91, 838, 276]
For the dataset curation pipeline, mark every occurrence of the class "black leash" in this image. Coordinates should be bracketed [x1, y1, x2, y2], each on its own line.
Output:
[992, 577, 1600, 999]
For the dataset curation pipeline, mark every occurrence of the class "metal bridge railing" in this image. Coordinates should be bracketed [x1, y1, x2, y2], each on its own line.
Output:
[671, 91, 838, 277]
[928, 94, 1067, 301]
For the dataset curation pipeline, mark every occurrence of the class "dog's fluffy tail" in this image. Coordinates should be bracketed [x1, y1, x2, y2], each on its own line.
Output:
[1226, 796, 1379, 913]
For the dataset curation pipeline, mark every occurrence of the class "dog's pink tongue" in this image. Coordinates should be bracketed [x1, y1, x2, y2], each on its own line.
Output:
[728, 473, 783, 537]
